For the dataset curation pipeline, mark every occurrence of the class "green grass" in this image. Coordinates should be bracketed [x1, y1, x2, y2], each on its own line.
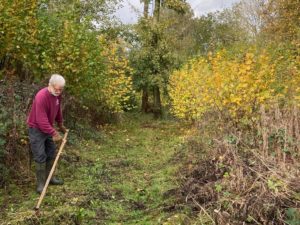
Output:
[0, 113, 191, 224]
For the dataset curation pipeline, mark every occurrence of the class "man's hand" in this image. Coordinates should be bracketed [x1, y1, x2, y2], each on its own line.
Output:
[58, 123, 67, 133]
[53, 132, 62, 142]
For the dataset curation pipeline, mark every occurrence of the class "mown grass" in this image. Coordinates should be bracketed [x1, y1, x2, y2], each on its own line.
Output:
[0, 113, 191, 225]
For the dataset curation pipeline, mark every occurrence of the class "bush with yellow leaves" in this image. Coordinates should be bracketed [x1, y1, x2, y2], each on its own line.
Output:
[101, 38, 136, 113]
[169, 49, 299, 121]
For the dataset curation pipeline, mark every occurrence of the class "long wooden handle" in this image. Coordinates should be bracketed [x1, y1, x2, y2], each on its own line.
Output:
[35, 130, 69, 210]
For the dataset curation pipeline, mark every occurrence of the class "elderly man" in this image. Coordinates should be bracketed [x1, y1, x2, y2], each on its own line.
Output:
[27, 74, 67, 193]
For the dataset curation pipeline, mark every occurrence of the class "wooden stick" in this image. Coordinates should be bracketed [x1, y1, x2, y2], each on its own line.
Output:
[35, 130, 69, 211]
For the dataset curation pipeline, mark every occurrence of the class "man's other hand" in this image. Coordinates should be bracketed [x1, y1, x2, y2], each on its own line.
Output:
[53, 132, 62, 142]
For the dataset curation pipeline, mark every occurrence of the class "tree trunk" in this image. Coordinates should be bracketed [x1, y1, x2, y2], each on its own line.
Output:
[141, 0, 150, 113]
[152, 0, 162, 118]
[143, 0, 149, 18]
[154, 0, 160, 22]
[153, 86, 162, 118]
[141, 87, 150, 113]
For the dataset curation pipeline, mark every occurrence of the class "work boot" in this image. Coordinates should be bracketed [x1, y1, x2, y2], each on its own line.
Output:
[35, 162, 46, 194]
[46, 159, 64, 185]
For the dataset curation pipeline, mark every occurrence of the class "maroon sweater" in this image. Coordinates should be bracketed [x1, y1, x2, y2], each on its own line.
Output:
[27, 87, 63, 136]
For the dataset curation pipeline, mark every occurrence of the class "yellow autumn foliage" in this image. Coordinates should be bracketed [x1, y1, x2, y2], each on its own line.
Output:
[101, 38, 135, 113]
[169, 50, 300, 120]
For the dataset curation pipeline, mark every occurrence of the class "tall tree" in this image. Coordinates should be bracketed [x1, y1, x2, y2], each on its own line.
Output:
[141, 0, 151, 113]
[152, 0, 162, 117]
[133, 0, 189, 117]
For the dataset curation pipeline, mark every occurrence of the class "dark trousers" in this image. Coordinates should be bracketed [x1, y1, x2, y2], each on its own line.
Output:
[28, 128, 56, 163]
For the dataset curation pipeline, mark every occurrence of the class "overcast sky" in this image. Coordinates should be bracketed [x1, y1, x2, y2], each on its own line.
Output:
[115, 0, 241, 24]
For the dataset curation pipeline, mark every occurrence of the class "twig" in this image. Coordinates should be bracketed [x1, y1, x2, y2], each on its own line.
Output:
[191, 197, 216, 225]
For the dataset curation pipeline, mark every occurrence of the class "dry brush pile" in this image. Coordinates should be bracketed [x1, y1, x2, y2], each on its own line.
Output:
[179, 108, 300, 224]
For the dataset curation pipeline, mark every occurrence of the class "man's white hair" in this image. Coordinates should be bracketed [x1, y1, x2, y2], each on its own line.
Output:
[49, 74, 65, 86]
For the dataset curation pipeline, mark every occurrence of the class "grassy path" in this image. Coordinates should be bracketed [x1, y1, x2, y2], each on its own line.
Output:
[0, 114, 190, 224]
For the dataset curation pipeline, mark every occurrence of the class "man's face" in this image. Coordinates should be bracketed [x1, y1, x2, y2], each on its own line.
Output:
[49, 84, 64, 96]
